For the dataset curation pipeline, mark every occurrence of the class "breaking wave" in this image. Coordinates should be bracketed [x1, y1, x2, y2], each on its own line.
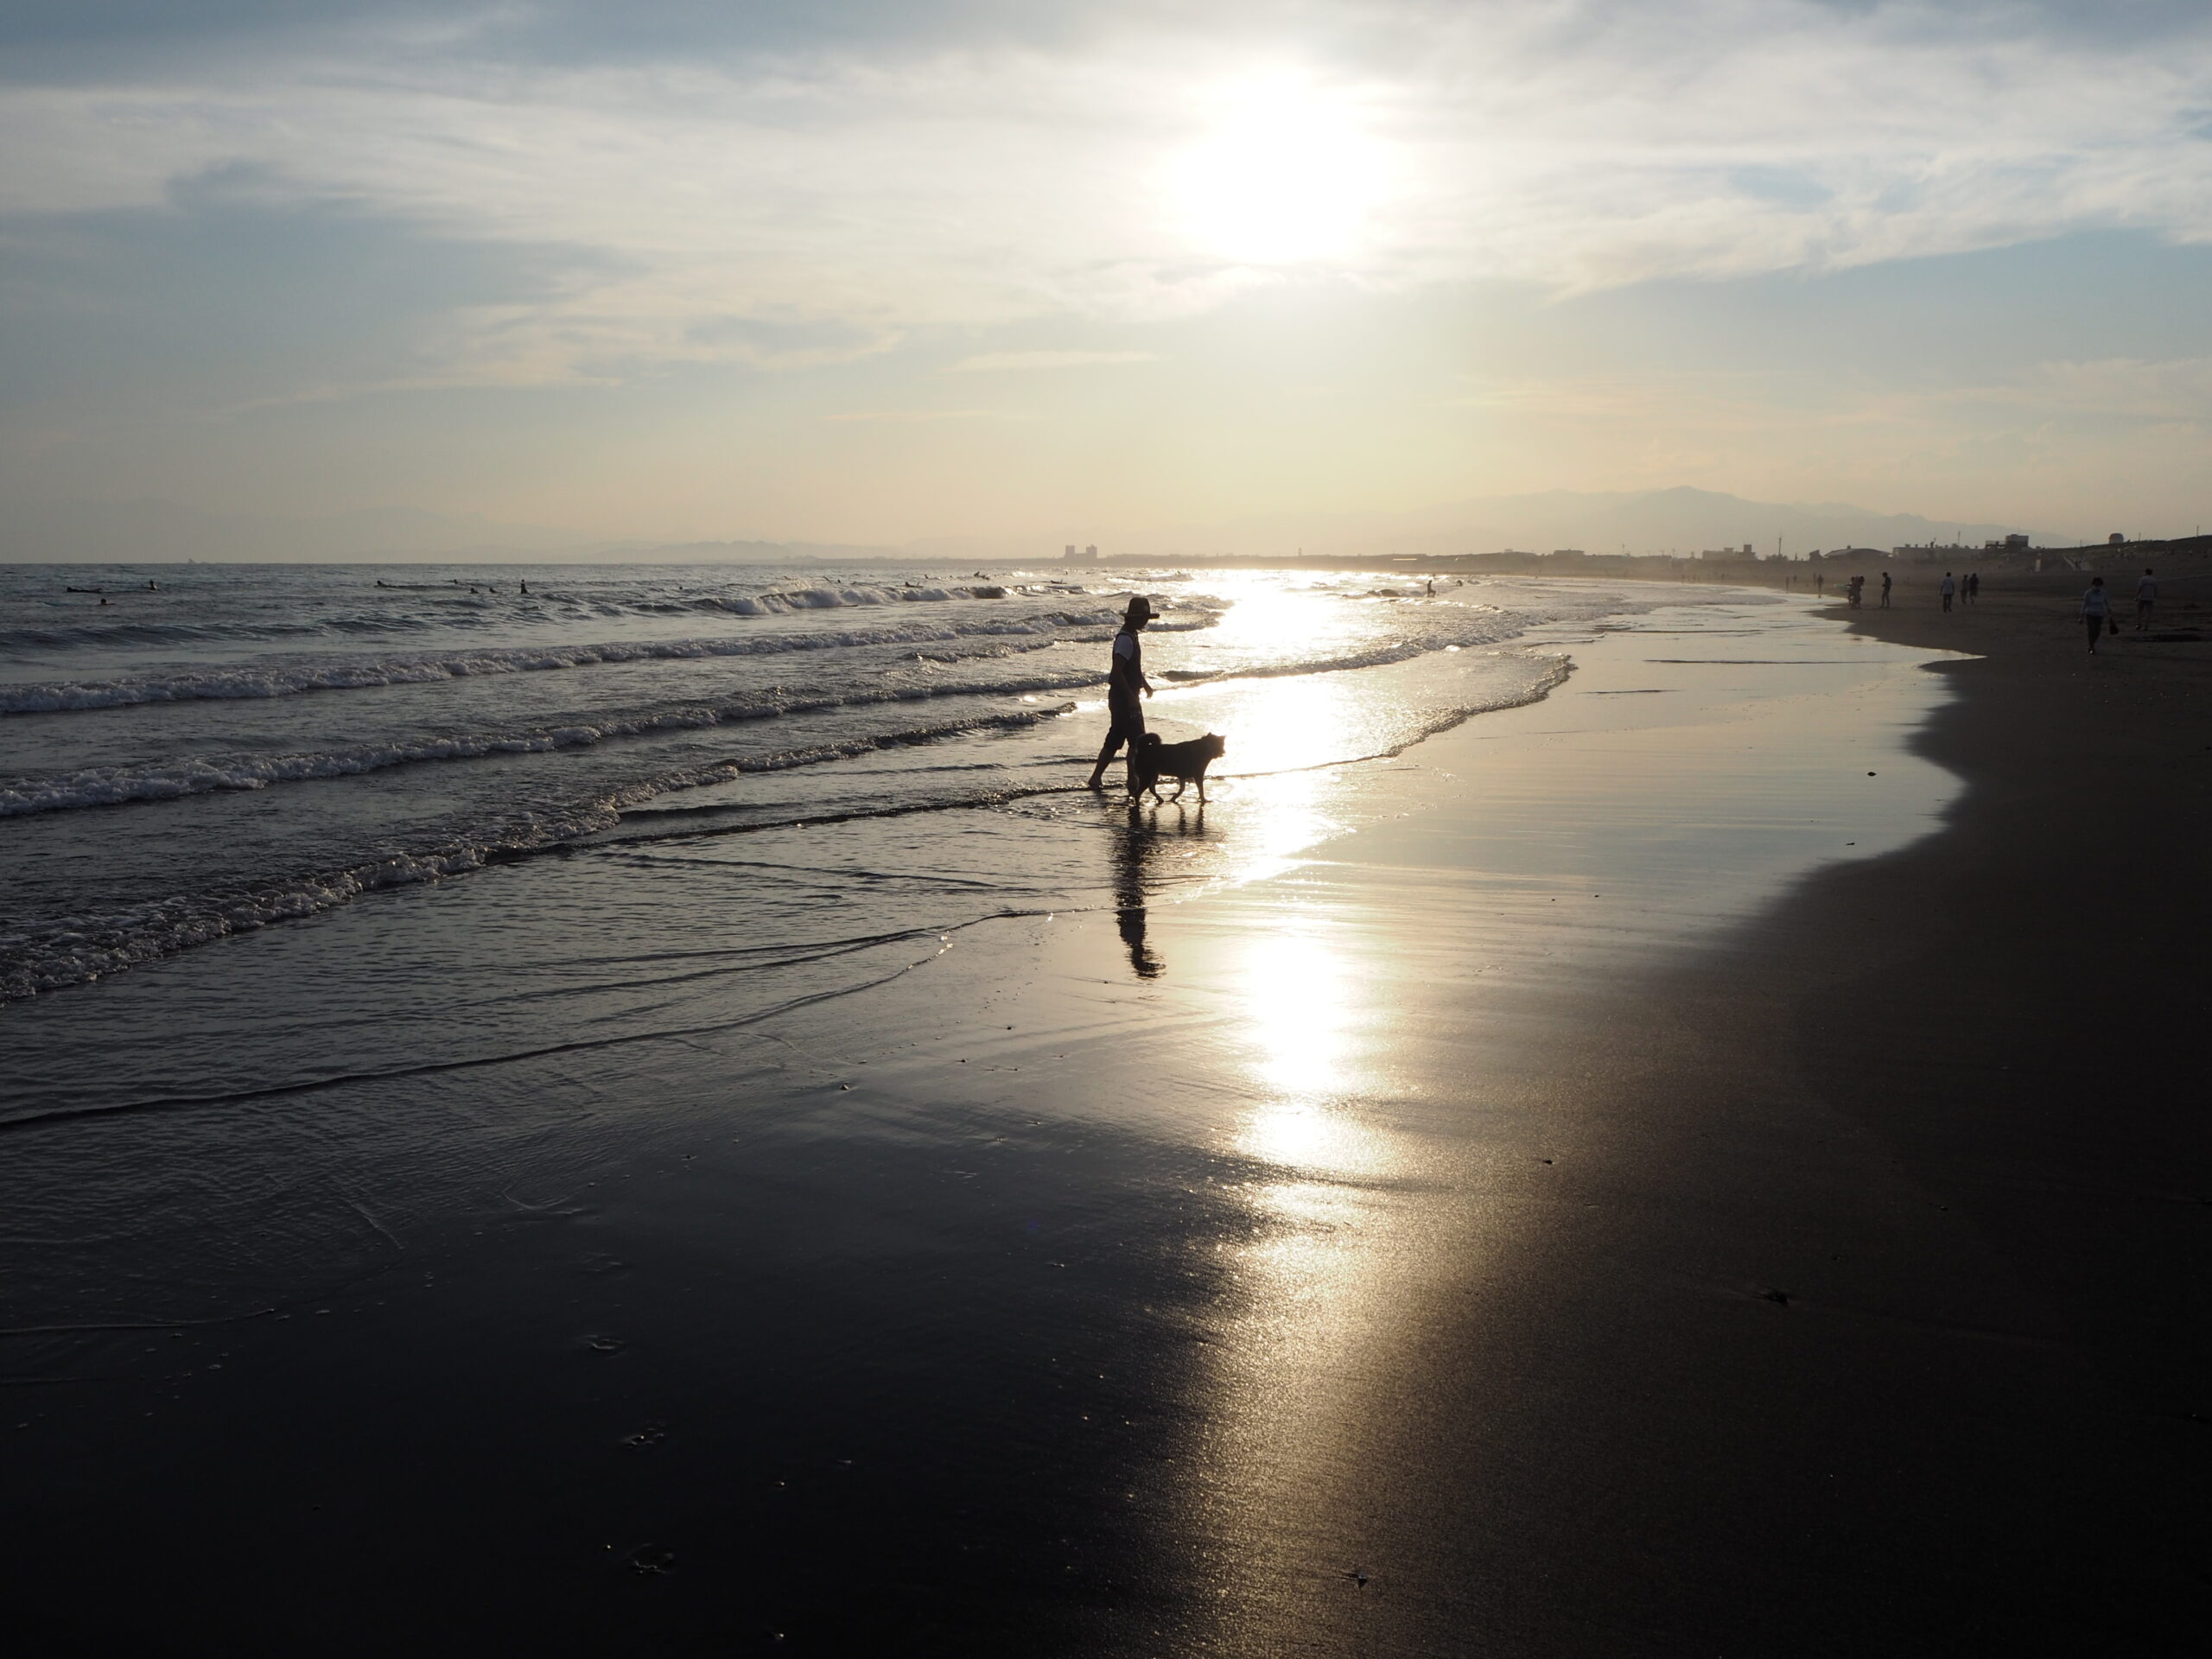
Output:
[0, 704, 1073, 1003]
[0, 607, 1218, 715]
[0, 670, 1105, 817]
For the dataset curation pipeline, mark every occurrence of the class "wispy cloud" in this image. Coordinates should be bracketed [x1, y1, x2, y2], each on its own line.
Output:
[1947, 355, 2212, 424]
[949, 350, 1157, 372]
[821, 407, 1027, 423]
[3, 2, 2208, 398]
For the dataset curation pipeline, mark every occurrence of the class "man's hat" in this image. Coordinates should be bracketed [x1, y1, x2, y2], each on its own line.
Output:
[1123, 594, 1153, 620]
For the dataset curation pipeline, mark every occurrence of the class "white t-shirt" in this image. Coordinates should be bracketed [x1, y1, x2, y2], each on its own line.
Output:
[2138, 576, 2158, 601]
[1112, 632, 1136, 662]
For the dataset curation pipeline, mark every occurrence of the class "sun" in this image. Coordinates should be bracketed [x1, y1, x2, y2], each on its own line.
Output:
[1166, 75, 1391, 265]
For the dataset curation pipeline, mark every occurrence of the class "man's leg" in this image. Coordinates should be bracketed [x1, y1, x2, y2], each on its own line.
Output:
[1086, 730, 1124, 788]
[1087, 708, 1141, 787]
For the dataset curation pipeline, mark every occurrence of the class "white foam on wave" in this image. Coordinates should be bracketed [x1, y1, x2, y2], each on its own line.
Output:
[0, 669, 1106, 817]
[0, 705, 1074, 1002]
[0, 607, 1161, 715]
[0, 608, 1548, 818]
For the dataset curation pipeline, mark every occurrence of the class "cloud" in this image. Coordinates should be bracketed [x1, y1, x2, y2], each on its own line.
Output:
[821, 407, 1026, 423]
[1958, 355, 2212, 423]
[2, 0, 2209, 401]
[949, 350, 1157, 372]
[0, 163, 615, 410]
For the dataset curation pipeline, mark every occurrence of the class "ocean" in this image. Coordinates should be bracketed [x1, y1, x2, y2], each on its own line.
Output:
[0, 560, 1703, 1017]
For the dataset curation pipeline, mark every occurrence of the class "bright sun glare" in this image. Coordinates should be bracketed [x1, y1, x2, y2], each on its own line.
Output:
[1166, 76, 1390, 264]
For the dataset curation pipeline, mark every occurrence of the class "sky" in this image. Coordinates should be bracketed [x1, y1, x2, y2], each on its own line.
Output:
[3, 0, 2210, 551]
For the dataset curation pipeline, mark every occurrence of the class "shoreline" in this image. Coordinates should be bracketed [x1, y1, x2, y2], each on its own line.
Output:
[5, 587, 2208, 1651]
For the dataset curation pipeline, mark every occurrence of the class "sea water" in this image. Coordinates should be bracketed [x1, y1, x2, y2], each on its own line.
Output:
[0, 561, 1716, 1014]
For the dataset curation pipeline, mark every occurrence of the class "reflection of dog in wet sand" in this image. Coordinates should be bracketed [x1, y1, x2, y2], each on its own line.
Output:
[1127, 732, 1227, 803]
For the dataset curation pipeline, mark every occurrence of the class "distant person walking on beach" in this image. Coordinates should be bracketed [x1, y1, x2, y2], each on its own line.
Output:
[1084, 596, 1154, 789]
[1966, 572, 1980, 605]
[1879, 570, 1892, 607]
[2082, 577, 2114, 653]
[1939, 572, 1956, 612]
[1846, 575, 1864, 607]
[1815, 573, 1825, 598]
[2136, 569, 2158, 631]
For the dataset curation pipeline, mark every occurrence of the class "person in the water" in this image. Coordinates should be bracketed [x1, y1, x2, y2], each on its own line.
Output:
[1084, 596, 1154, 790]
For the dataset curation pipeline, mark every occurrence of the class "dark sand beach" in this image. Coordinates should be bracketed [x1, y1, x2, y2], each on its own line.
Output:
[5, 585, 2209, 1654]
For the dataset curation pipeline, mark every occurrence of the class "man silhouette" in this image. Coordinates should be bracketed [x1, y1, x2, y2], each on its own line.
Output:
[1085, 596, 1154, 789]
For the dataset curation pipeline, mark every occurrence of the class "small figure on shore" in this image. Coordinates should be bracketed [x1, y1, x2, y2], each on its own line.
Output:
[1084, 596, 1154, 790]
[1815, 573, 1825, 598]
[2135, 568, 2157, 631]
[520, 579, 530, 595]
[1939, 572, 1956, 612]
[1847, 574, 1864, 607]
[2082, 576, 2113, 652]
[1966, 572, 1980, 605]
[1879, 570, 1892, 608]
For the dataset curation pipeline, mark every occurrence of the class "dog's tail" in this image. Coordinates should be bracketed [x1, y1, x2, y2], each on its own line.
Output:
[1134, 732, 1163, 751]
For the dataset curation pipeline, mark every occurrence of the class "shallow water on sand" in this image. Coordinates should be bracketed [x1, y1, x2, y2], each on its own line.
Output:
[0, 579, 1966, 1652]
[1, 562, 1665, 1004]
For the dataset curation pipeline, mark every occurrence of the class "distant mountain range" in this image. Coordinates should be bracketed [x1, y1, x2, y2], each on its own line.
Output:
[3, 487, 2075, 565]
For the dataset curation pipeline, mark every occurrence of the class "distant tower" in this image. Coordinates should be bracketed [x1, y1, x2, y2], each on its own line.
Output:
[1085, 544, 1097, 561]
[1065, 544, 1076, 558]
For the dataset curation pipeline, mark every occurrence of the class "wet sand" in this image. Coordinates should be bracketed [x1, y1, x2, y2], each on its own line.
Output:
[7, 592, 2209, 1652]
[1139, 588, 2212, 1653]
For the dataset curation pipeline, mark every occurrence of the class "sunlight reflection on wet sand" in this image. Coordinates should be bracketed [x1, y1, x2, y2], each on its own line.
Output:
[1140, 599, 1969, 1644]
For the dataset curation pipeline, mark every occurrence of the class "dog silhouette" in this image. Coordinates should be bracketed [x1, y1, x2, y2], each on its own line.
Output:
[1127, 732, 1227, 803]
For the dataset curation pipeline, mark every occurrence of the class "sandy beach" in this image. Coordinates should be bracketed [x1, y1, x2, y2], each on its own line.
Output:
[5, 582, 2208, 1654]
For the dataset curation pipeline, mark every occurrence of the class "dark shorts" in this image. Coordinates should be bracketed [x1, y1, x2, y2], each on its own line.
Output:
[1102, 699, 1146, 751]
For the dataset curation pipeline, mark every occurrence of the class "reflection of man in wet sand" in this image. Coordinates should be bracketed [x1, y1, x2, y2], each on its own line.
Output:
[1084, 596, 1154, 791]
[1113, 804, 1166, 979]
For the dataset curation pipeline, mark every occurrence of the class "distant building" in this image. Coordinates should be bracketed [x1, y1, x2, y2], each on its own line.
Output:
[2107, 532, 2126, 544]
[1550, 548, 1587, 558]
[1064, 543, 1096, 562]
[1064, 544, 1076, 559]
[1698, 544, 1758, 561]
